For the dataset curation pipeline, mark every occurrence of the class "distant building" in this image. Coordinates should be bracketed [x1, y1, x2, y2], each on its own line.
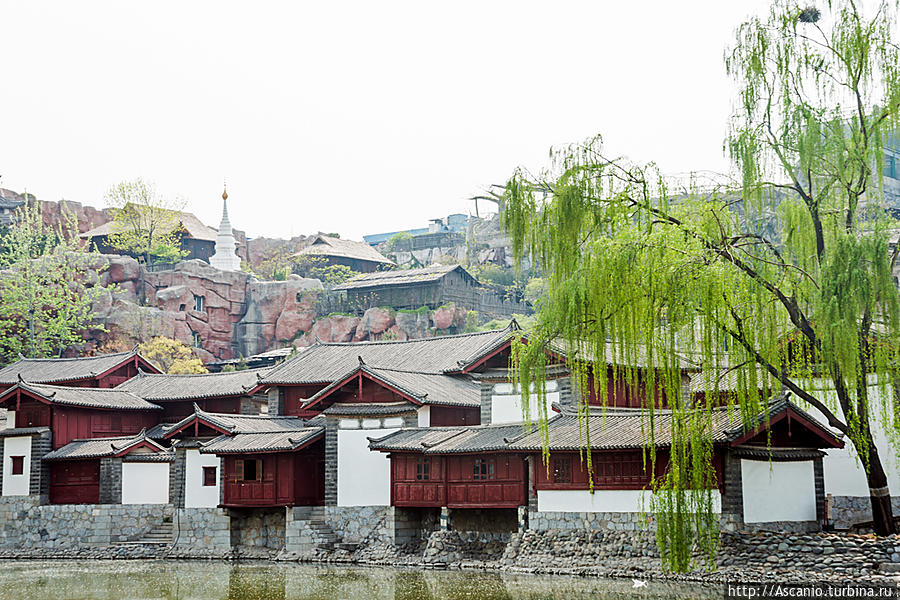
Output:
[0, 189, 26, 226]
[295, 235, 394, 273]
[331, 264, 481, 311]
[80, 205, 225, 263]
[362, 213, 469, 246]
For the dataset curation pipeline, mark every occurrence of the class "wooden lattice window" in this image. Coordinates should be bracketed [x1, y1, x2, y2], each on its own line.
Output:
[551, 457, 572, 484]
[472, 458, 495, 480]
[10, 456, 24, 475]
[236, 459, 262, 482]
[416, 458, 430, 481]
[202, 466, 217, 487]
[593, 452, 647, 487]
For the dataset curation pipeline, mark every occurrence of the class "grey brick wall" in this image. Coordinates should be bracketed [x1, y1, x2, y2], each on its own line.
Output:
[814, 457, 825, 524]
[267, 388, 283, 416]
[722, 452, 743, 522]
[29, 431, 51, 502]
[324, 420, 338, 506]
[480, 382, 493, 425]
[99, 458, 122, 504]
[169, 448, 186, 507]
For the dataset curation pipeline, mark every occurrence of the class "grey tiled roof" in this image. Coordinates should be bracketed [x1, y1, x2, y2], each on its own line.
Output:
[115, 368, 271, 401]
[200, 428, 323, 454]
[303, 365, 481, 409]
[43, 432, 167, 461]
[369, 423, 529, 454]
[0, 350, 146, 384]
[0, 426, 49, 438]
[260, 326, 515, 385]
[689, 366, 774, 394]
[4, 382, 161, 411]
[164, 407, 309, 437]
[296, 235, 394, 265]
[331, 264, 474, 290]
[371, 395, 841, 454]
[322, 401, 418, 416]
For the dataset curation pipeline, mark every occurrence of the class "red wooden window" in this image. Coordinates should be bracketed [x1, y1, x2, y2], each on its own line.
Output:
[10, 456, 24, 475]
[237, 459, 262, 482]
[416, 458, 430, 481]
[203, 466, 217, 487]
[552, 457, 572, 484]
[472, 458, 495, 480]
[594, 452, 648, 487]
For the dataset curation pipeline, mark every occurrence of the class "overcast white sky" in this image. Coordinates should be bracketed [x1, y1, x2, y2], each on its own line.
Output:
[0, 1, 772, 241]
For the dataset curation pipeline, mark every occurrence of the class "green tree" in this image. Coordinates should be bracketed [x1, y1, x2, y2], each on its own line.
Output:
[504, 0, 900, 571]
[104, 179, 187, 265]
[0, 201, 108, 363]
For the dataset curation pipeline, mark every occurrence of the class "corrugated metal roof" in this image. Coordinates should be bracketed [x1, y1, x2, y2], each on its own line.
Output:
[43, 432, 166, 461]
[0, 351, 142, 384]
[199, 428, 323, 454]
[332, 264, 474, 291]
[322, 401, 418, 416]
[296, 235, 394, 265]
[260, 326, 515, 384]
[4, 382, 161, 411]
[115, 368, 271, 401]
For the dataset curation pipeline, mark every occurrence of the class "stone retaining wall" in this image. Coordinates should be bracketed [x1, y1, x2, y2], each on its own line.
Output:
[172, 507, 231, 553]
[831, 496, 900, 529]
[528, 510, 653, 532]
[0, 497, 170, 548]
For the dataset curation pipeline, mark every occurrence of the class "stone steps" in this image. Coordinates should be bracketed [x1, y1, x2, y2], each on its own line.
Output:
[114, 521, 173, 545]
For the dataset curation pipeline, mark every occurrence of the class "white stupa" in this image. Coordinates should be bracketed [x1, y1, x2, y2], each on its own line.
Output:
[209, 187, 242, 271]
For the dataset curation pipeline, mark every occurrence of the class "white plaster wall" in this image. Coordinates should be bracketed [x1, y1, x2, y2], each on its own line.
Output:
[417, 406, 430, 427]
[799, 380, 900, 498]
[4, 410, 14, 430]
[121, 462, 170, 505]
[741, 459, 816, 523]
[185, 449, 220, 509]
[537, 489, 722, 513]
[337, 428, 397, 507]
[491, 380, 559, 425]
[2, 436, 31, 496]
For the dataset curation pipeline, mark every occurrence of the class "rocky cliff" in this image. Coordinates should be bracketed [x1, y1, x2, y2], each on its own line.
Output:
[83, 256, 471, 362]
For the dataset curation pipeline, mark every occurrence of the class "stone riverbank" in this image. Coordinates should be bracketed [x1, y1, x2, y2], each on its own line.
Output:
[3, 529, 900, 587]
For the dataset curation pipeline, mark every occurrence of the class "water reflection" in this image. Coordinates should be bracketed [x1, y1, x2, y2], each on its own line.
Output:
[0, 560, 719, 600]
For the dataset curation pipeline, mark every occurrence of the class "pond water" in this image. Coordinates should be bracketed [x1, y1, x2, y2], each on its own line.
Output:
[0, 560, 719, 600]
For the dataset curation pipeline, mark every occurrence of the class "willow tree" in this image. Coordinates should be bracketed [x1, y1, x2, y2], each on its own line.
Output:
[504, 0, 900, 571]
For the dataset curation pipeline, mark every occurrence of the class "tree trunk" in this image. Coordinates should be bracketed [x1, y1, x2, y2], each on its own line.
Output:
[862, 440, 896, 535]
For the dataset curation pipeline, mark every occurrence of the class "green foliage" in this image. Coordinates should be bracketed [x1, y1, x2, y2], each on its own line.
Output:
[291, 255, 360, 285]
[478, 313, 536, 332]
[0, 201, 108, 364]
[464, 310, 480, 333]
[524, 277, 549, 307]
[503, 0, 900, 571]
[385, 231, 414, 252]
[397, 306, 431, 315]
[310, 264, 359, 286]
[104, 179, 187, 263]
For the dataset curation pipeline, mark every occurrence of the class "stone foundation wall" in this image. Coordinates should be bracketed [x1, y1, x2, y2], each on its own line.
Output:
[423, 530, 510, 564]
[171, 507, 231, 553]
[529, 510, 654, 532]
[0, 497, 171, 548]
[230, 509, 285, 550]
[831, 496, 900, 529]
